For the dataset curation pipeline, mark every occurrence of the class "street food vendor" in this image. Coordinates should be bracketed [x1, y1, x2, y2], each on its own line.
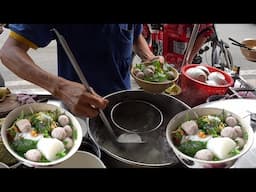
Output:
[0, 24, 164, 118]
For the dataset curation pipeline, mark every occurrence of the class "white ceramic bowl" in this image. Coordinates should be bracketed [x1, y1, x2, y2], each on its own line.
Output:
[1, 103, 83, 167]
[166, 107, 254, 168]
[46, 151, 106, 168]
[0, 162, 9, 168]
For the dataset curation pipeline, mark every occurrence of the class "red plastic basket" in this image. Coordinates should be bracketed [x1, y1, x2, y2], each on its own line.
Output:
[180, 64, 234, 106]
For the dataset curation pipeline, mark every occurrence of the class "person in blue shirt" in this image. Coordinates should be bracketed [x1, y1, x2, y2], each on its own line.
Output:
[0, 24, 163, 118]
[0, 24, 7, 86]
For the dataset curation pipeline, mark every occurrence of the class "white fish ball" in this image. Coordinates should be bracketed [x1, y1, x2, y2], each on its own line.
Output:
[221, 126, 238, 139]
[63, 137, 73, 149]
[24, 149, 42, 162]
[181, 120, 198, 135]
[225, 116, 238, 127]
[194, 149, 213, 161]
[58, 115, 70, 126]
[64, 125, 73, 137]
[235, 137, 245, 148]
[233, 125, 243, 137]
[51, 127, 67, 140]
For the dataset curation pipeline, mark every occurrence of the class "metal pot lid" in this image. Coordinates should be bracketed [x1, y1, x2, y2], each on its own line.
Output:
[89, 90, 190, 166]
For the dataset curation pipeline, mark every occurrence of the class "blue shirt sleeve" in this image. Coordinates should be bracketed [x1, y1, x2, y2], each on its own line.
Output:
[8, 24, 54, 47]
[134, 24, 143, 40]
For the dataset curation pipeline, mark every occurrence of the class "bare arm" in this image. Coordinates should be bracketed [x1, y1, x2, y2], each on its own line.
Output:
[0, 37, 108, 118]
[133, 34, 164, 63]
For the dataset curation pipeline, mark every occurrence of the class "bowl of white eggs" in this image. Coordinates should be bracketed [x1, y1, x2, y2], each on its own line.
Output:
[1, 103, 83, 167]
[166, 107, 254, 168]
[180, 64, 234, 106]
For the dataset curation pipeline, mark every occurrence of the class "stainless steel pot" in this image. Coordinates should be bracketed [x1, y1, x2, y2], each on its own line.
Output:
[89, 90, 190, 167]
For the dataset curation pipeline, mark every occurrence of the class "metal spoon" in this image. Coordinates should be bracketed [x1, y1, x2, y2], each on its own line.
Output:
[51, 28, 145, 144]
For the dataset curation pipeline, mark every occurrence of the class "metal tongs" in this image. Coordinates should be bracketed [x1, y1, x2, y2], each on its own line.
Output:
[51, 28, 144, 144]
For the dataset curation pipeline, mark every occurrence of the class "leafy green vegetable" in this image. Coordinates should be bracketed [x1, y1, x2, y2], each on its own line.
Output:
[197, 115, 224, 137]
[229, 147, 240, 156]
[46, 110, 61, 122]
[243, 131, 248, 140]
[212, 156, 220, 161]
[30, 112, 54, 136]
[134, 61, 174, 82]
[72, 129, 77, 140]
[40, 155, 50, 162]
[11, 138, 38, 154]
[56, 150, 66, 158]
[178, 141, 207, 157]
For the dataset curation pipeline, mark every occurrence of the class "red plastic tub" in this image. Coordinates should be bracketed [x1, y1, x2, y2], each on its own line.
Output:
[180, 64, 234, 106]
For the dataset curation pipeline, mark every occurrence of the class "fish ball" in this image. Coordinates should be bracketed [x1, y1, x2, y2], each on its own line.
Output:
[58, 115, 70, 126]
[51, 127, 67, 140]
[194, 149, 213, 161]
[181, 120, 198, 135]
[24, 149, 42, 162]
[225, 116, 237, 127]
[64, 125, 73, 137]
[63, 137, 73, 149]
[221, 126, 238, 139]
[233, 125, 243, 137]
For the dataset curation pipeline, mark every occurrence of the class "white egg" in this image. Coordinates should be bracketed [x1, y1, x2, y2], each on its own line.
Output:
[207, 115, 221, 122]
[195, 65, 210, 75]
[186, 134, 212, 142]
[37, 138, 65, 161]
[207, 137, 236, 160]
[206, 80, 218, 86]
[186, 67, 207, 82]
[19, 132, 44, 141]
[208, 72, 226, 85]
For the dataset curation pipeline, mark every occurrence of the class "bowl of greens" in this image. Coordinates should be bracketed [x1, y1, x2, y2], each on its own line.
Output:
[131, 61, 179, 94]
[166, 107, 254, 168]
[1, 103, 83, 167]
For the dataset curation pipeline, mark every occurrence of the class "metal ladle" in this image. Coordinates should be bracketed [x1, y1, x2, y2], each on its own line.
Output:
[51, 28, 145, 144]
